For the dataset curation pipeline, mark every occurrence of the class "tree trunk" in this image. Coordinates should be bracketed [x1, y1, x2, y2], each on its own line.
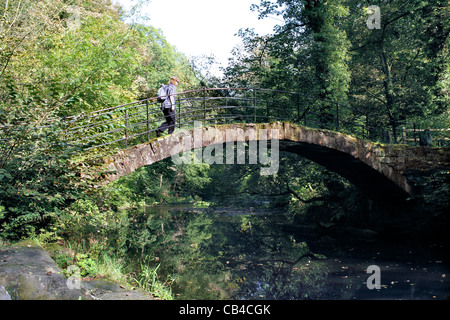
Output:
[379, 50, 398, 142]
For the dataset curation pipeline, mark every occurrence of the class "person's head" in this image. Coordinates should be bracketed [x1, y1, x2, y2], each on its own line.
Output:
[169, 76, 180, 86]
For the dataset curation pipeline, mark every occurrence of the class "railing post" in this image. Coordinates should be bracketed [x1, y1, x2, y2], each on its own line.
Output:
[178, 95, 181, 130]
[225, 96, 229, 124]
[335, 102, 339, 132]
[125, 107, 128, 146]
[304, 106, 307, 127]
[362, 119, 365, 139]
[392, 120, 398, 143]
[413, 123, 417, 146]
[253, 89, 257, 123]
[402, 124, 408, 144]
[366, 113, 369, 140]
[203, 87, 207, 126]
[146, 100, 150, 141]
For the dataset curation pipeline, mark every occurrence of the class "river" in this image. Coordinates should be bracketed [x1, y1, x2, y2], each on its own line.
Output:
[127, 204, 449, 300]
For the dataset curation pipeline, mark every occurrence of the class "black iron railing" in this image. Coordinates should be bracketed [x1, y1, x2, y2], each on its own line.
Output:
[1, 88, 449, 154]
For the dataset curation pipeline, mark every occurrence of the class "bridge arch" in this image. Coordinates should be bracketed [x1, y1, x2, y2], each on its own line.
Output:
[92, 122, 449, 202]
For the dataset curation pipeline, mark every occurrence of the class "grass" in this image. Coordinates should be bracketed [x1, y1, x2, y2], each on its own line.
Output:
[28, 232, 175, 300]
[97, 254, 175, 300]
[132, 259, 175, 300]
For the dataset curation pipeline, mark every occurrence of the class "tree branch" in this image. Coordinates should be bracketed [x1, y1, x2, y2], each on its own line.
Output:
[245, 181, 325, 204]
[285, 181, 325, 203]
[401, 49, 421, 84]
[252, 252, 317, 267]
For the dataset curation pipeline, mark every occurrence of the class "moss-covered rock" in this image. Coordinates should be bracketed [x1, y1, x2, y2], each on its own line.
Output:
[0, 242, 153, 300]
[0, 242, 88, 300]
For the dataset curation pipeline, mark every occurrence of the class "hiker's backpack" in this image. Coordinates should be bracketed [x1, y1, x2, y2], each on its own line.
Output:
[157, 84, 168, 103]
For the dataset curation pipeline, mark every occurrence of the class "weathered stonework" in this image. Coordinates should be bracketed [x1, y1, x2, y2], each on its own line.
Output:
[90, 122, 449, 201]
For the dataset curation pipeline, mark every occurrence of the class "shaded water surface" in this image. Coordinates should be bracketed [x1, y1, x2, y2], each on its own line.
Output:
[130, 204, 449, 300]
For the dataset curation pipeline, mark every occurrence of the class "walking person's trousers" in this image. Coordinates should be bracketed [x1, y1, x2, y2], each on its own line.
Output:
[157, 107, 176, 135]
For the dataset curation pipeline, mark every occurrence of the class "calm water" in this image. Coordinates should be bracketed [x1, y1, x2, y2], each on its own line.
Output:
[133, 204, 449, 300]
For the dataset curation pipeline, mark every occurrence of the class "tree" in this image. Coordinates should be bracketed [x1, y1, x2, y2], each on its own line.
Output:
[226, 0, 352, 128]
[0, 0, 201, 239]
[347, 0, 449, 140]
[245, 1, 351, 96]
[226, 0, 449, 139]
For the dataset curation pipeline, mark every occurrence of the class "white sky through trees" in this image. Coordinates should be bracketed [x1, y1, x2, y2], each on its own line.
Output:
[114, 0, 281, 76]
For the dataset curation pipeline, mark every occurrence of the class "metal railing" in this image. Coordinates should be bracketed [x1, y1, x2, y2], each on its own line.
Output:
[1, 88, 449, 154]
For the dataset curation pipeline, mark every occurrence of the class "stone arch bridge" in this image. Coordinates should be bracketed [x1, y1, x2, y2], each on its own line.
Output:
[58, 87, 448, 202]
[93, 122, 449, 202]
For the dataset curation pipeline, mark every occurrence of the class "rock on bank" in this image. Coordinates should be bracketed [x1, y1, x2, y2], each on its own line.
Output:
[0, 242, 152, 300]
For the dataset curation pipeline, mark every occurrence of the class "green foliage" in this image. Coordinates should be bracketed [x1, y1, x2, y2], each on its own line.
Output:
[132, 259, 174, 300]
[62, 199, 106, 237]
[74, 253, 99, 277]
[226, 0, 449, 136]
[0, 115, 83, 238]
[1, 0, 447, 300]
[407, 168, 450, 215]
[0, 0, 200, 240]
[229, 0, 352, 101]
[108, 156, 211, 205]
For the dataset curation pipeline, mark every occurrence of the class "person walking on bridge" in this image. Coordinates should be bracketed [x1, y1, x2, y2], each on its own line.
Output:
[156, 76, 179, 137]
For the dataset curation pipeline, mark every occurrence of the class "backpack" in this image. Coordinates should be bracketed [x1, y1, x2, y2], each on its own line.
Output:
[157, 84, 168, 103]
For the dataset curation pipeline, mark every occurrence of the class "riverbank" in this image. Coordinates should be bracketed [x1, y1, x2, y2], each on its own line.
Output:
[0, 241, 153, 300]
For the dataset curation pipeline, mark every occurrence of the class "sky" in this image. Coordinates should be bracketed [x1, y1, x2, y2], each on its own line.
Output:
[114, 0, 281, 76]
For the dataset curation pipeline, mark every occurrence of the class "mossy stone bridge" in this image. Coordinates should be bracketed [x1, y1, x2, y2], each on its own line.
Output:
[59, 88, 449, 201]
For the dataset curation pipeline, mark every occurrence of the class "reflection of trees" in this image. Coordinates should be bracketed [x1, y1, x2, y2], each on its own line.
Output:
[123, 207, 358, 300]
[124, 209, 232, 299]
[219, 214, 330, 300]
